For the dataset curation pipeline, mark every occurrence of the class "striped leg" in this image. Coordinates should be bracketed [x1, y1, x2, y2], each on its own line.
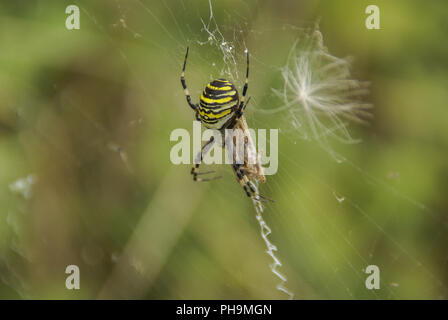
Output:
[236, 49, 249, 118]
[181, 46, 198, 111]
[191, 137, 221, 182]
[232, 164, 274, 202]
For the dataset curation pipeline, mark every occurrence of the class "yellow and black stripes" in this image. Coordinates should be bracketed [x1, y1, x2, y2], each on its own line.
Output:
[197, 79, 239, 128]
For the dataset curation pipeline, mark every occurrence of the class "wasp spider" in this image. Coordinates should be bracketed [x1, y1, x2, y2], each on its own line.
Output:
[180, 47, 271, 202]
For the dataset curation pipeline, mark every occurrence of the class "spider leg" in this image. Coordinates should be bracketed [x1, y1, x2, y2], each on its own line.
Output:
[232, 164, 274, 202]
[181, 46, 198, 112]
[236, 49, 249, 119]
[242, 96, 251, 113]
[191, 136, 222, 182]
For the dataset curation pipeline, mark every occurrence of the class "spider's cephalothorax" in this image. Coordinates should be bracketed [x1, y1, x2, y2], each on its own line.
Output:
[198, 79, 239, 130]
[180, 47, 272, 202]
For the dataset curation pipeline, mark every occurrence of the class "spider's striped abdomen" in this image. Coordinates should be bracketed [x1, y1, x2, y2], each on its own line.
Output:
[198, 79, 239, 129]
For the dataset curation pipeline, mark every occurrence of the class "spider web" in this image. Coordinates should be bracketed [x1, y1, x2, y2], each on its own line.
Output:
[93, 0, 448, 299]
[1, 0, 447, 300]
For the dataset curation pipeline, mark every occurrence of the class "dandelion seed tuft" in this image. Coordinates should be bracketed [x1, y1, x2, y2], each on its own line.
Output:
[271, 29, 372, 158]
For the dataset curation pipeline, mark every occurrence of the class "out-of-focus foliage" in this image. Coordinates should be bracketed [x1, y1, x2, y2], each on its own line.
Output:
[0, 0, 447, 299]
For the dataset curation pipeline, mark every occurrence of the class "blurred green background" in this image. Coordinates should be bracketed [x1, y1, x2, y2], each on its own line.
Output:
[0, 0, 447, 299]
